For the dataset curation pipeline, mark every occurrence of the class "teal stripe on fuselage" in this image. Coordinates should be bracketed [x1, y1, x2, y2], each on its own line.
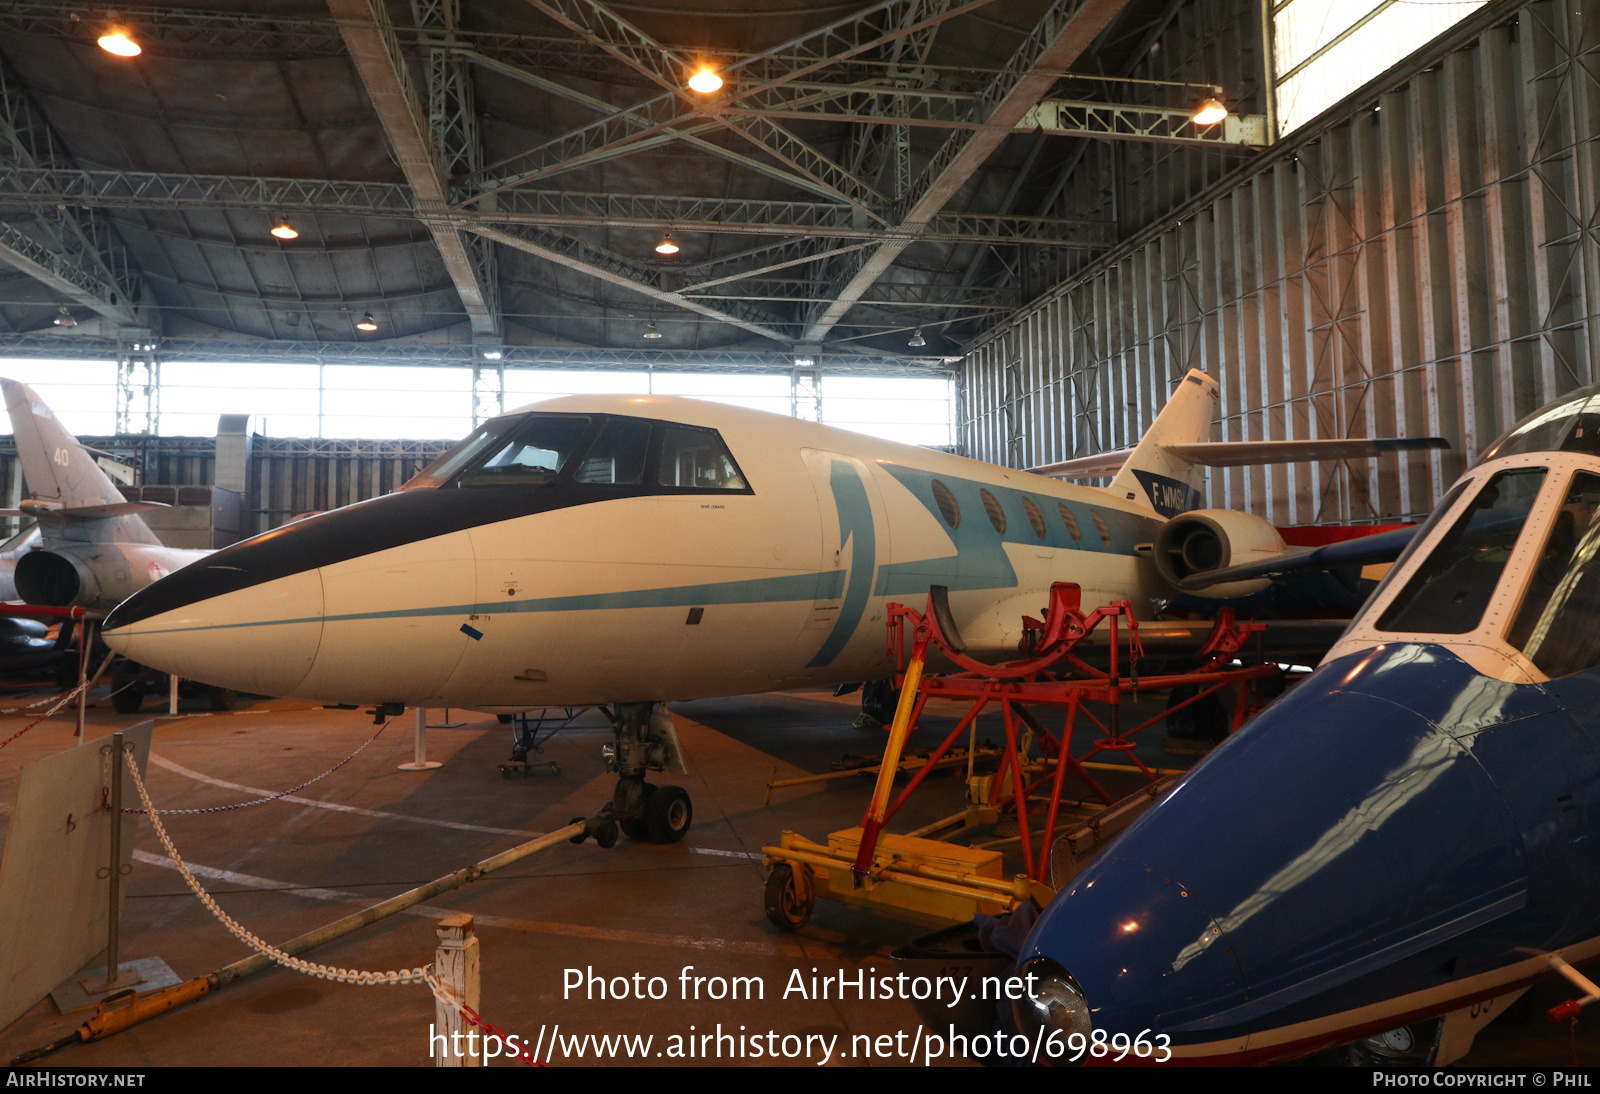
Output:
[807, 459, 878, 668]
[121, 568, 846, 636]
[872, 463, 1161, 596]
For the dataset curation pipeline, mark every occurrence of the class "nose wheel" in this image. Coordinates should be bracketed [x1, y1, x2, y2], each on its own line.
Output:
[616, 782, 694, 843]
[601, 703, 694, 844]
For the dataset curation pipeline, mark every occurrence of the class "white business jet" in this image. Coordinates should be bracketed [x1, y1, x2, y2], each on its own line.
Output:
[100, 370, 1440, 842]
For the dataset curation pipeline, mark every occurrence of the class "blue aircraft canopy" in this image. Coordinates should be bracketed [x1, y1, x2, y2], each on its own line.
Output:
[1480, 380, 1600, 463]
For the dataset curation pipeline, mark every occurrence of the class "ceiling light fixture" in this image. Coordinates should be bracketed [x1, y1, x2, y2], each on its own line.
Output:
[687, 66, 723, 94]
[1192, 97, 1228, 126]
[654, 231, 680, 256]
[643, 322, 663, 340]
[97, 26, 141, 56]
[907, 329, 926, 348]
[53, 306, 77, 327]
[356, 313, 378, 331]
[270, 219, 299, 240]
[482, 350, 503, 361]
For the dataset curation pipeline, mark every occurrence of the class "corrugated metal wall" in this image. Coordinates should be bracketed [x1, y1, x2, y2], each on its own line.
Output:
[0, 436, 452, 537]
[963, 0, 1598, 527]
[1019, 0, 1266, 300]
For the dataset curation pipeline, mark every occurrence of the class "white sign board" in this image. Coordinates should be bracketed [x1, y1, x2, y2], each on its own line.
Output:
[0, 721, 153, 1030]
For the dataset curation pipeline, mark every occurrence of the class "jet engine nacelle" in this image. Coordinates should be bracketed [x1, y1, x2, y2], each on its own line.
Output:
[1153, 509, 1284, 598]
[15, 543, 208, 612]
[15, 548, 101, 608]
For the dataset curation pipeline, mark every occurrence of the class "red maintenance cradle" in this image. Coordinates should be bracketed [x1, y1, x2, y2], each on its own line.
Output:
[761, 582, 1281, 930]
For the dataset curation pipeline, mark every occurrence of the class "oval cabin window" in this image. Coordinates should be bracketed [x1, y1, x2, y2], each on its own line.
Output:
[1021, 496, 1047, 539]
[931, 479, 960, 528]
[980, 489, 1007, 534]
[1091, 510, 1113, 548]
[1058, 503, 1082, 543]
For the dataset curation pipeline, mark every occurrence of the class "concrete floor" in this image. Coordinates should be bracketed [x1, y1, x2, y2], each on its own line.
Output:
[0, 682, 1593, 1068]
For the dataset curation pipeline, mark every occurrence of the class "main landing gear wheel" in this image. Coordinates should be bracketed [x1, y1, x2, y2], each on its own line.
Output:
[207, 686, 236, 711]
[764, 863, 815, 931]
[644, 784, 692, 843]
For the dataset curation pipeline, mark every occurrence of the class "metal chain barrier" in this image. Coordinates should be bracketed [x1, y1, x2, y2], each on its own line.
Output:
[123, 717, 394, 815]
[120, 748, 544, 1065]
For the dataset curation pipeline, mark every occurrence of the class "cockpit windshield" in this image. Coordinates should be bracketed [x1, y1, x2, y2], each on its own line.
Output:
[457, 415, 590, 486]
[1376, 467, 1547, 634]
[400, 416, 522, 491]
[400, 412, 751, 494]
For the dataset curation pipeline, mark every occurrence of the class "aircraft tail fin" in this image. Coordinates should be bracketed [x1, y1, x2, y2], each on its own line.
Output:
[1, 378, 160, 545]
[1106, 369, 1219, 517]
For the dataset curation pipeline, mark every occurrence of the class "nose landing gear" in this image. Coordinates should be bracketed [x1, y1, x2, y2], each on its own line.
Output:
[599, 703, 693, 844]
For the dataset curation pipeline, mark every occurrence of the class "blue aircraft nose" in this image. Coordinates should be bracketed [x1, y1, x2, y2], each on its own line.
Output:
[1017, 645, 1537, 1060]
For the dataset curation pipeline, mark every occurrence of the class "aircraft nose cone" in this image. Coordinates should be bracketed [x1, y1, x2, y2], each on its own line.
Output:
[104, 563, 324, 697]
[1021, 647, 1531, 1048]
[1020, 858, 1247, 1038]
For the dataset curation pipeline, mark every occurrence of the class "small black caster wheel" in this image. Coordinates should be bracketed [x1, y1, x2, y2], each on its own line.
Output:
[594, 818, 619, 849]
[645, 785, 692, 844]
[764, 862, 814, 931]
[546, 762, 561, 777]
[568, 816, 589, 844]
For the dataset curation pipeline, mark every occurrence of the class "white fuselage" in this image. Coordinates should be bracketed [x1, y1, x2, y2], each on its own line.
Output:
[103, 397, 1172, 710]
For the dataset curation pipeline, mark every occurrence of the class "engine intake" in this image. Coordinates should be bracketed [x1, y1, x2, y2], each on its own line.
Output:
[1153, 509, 1285, 598]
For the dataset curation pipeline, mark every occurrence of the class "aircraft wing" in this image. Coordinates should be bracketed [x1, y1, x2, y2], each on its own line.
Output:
[0, 501, 171, 519]
[1176, 524, 1418, 591]
[1029, 437, 1446, 479]
[1161, 437, 1447, 466]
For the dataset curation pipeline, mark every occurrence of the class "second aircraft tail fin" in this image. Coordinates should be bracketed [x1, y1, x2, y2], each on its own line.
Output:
[1, 378, 162, 545]
[1105, 369, 1219, 517]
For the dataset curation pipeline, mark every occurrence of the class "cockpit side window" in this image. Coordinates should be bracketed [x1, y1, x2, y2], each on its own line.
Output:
[1507, 471, 1600, 678]
[457, 415, 591, 486]
[657, 424, 748, 491]
[574, 417, 651, 484]
[1376, 467, 1547, 634]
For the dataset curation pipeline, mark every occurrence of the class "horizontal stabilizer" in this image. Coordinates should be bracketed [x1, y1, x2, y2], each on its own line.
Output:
[1177, 524, 1418, 591]
[1162, 437, 1448, 467]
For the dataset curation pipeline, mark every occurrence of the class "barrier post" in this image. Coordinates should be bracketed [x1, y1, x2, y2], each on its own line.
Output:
[433, 914, 480, 1068]
[75, 623, 88, 743]
[101, 732, 124, 991]
[399, 707, 442, 772]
